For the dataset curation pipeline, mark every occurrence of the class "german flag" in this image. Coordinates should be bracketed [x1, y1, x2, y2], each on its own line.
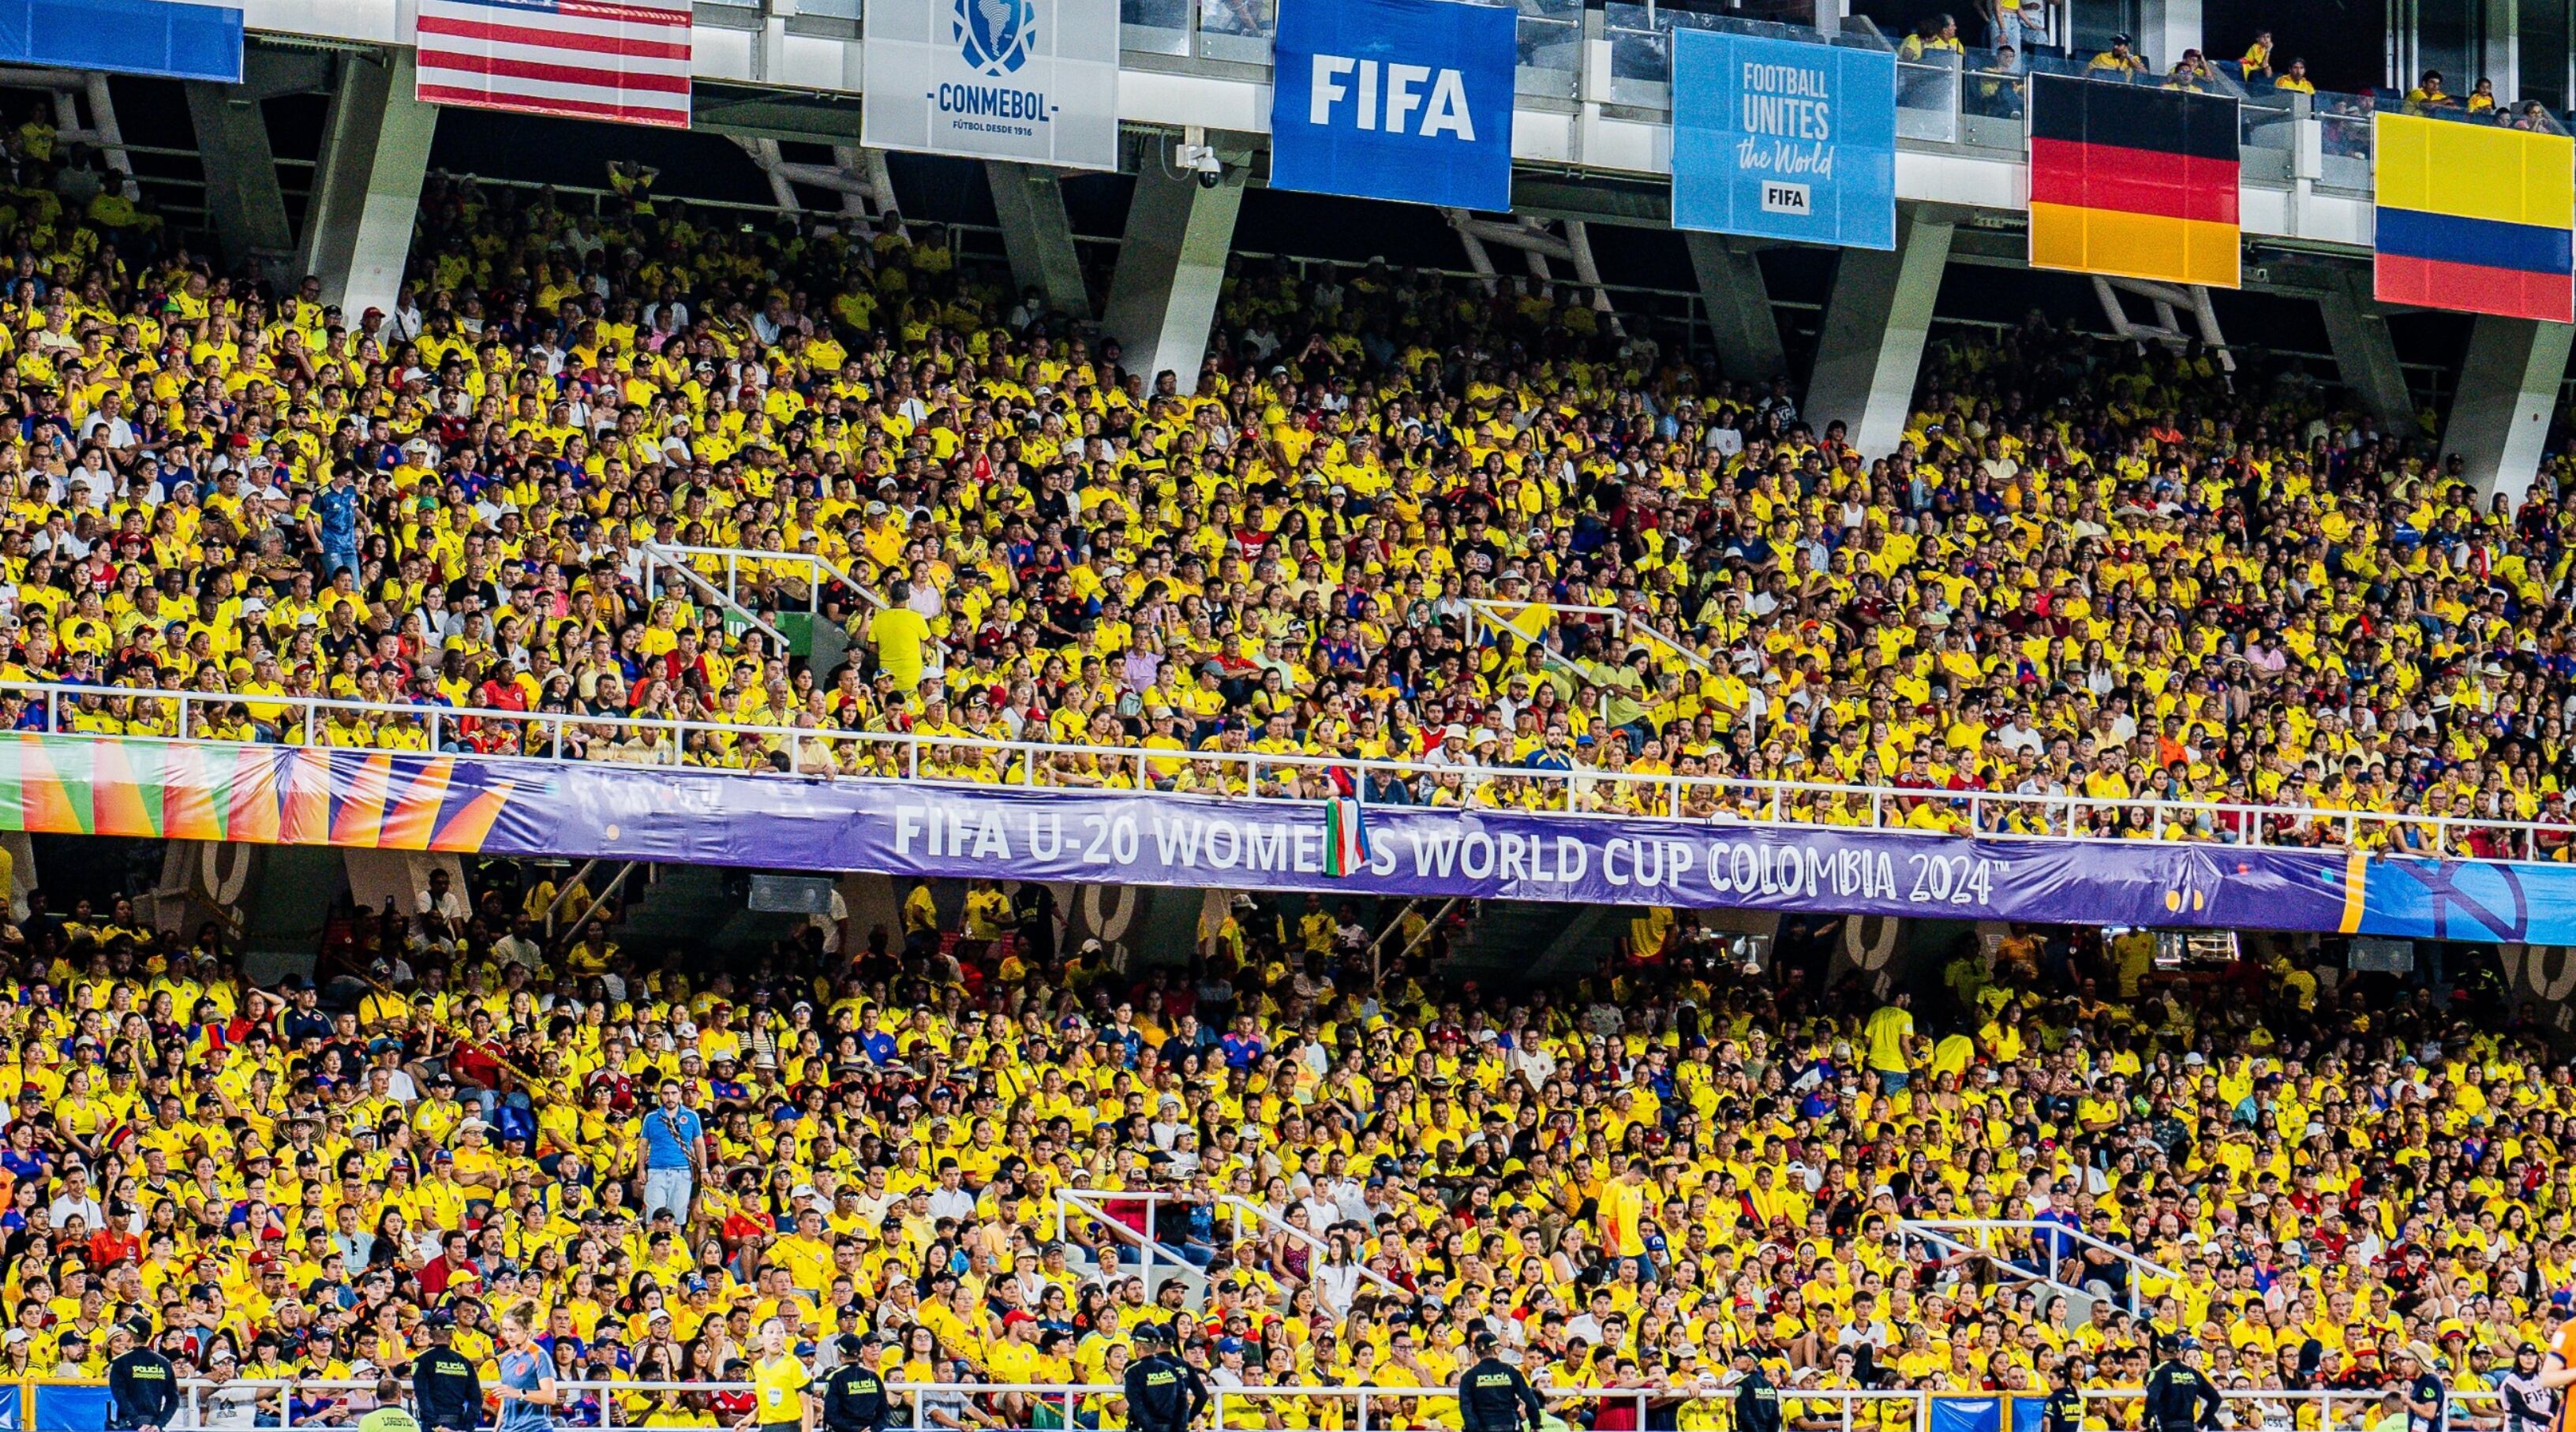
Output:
[2028, 73, 2241, 289]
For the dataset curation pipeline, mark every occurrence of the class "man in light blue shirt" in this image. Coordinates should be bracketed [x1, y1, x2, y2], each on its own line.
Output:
[636, 1079, 706, 1224]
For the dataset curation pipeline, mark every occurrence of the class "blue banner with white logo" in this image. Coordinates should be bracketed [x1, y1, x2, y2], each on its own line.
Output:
[1671, 28, 1895, 249]
[1269, 0, 1516, 211]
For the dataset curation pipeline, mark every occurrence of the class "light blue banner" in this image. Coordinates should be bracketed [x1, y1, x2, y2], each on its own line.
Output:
[1672, 28, 1895, 249]
[1268, 0, 1516, 210]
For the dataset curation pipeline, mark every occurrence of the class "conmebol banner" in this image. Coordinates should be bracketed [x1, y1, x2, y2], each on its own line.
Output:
[6, 735, 2574, 945]
[863, 0, 1118, 169]
[1268, 0, 1517, 209]
[1670, 28, 1896, 249]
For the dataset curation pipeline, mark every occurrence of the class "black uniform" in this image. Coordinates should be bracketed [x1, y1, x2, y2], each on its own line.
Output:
[1457, 1357, 1546, 1432]
[2041, 1387, 2087, 1432]
[1124, 1351, 1210, 1432]
[822, 1361, 893, 1432]
[106, 1348, 180, 1430]
[2142, 1359, 2222, 1432]
[412, 1344, 486, 1431]
[1735, 1367, 1783, 1432]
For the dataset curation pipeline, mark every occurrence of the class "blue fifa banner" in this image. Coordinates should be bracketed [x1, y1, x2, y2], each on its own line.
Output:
[1269, 0, 1516, 210]
[1671, 28, 1895, 249]
[0, 0, 241, 80]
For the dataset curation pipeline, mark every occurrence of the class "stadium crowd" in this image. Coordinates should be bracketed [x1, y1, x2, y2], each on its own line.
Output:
[0, 861, 2570, 1432]
[0, 115, 2572, 859]
[0, 107, 2570, 1432]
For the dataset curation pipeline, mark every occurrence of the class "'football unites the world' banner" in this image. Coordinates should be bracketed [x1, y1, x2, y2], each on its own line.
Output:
[2373, 113, 2575, 323]
[1668, 28, 1897, 250]
[2027, 73, 2241, 288]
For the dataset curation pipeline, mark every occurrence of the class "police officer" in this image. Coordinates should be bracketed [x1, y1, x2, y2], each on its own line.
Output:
[1457, 1332, 1546, 1432]
[410, 1310, 485, 1432]
[822, 1335, 892, 1432]
[1124, 1322, 1209, 1432]
[2143, 1336, 2221, 1432]
[2041, 1358, 2088, 1432]
[106, 1321, 179, 1432]
[1730, 1345, 1782, 1432]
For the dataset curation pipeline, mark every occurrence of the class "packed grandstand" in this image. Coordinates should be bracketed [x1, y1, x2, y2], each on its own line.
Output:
[2, 59, 2575, 1432]
[6, 129, 2568, 857]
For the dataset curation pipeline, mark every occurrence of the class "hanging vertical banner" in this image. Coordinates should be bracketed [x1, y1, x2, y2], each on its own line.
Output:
[1267, 0, 1517, 210]
[2027, 73, 2240, 288]
[1669, 28, 1896, 250]
[863, 0, 1118, 169]
[2374, 113, 2574, 323]
[414, 0, 691, 128]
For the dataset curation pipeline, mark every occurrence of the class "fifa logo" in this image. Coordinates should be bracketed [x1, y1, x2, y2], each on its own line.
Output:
[957, 0, 1035, 74]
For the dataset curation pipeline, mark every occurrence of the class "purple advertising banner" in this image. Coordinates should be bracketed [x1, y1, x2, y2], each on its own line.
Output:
[6, 734, 2571, 944]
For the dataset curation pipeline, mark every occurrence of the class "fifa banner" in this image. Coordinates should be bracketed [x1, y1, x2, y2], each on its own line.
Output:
[1268, 0, 1517, 210]
[862, 0, 1117, 169]
[0, 0, 240, 80]
[1669, 28, 1896, 250]
[12, 733, 2576, 945]
[2374, 113, 2574, 323]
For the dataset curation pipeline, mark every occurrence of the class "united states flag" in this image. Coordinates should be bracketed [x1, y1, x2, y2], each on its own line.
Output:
[415, 0, 693, 129]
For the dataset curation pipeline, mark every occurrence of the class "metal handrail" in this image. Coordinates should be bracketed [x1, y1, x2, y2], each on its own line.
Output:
[1466, 597, 1713, 674]
[10, 679, 2572, 860]
[646, 540, 889, 612]
[1899, 1219, 2114, 1316]
[39, 1376, 2510, 1432]
[1911, 1217, 2185, 1282]
[634, 544, 791, 651]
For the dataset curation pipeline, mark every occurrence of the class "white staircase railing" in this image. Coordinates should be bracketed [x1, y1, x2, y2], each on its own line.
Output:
[1054, 1185, 1407, 1312]
[1901, 1216, 2178, 1319]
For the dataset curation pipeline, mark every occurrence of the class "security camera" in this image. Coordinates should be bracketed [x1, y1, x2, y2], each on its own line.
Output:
[1178, 142, 1222, 188]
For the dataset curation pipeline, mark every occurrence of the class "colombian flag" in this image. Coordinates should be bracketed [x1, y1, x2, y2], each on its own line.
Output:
[2028, 74, 2241, 289]
[2374, 113, 2574, 323]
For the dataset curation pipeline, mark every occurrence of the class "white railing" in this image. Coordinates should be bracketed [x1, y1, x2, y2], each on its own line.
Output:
[1468, 597, 1713, 673]
[1053, 1186, 1409, 1312]
[119, 1378, 2503, 1432]
[9, 679, 2572, 860]
[1902, 1217, 2182, 1320]
[144, 1378, 1918, 1432]
[643, 540, 887, 615]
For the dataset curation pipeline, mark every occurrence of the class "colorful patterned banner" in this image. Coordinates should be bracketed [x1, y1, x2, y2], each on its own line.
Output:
[6, 735, 2573, 944]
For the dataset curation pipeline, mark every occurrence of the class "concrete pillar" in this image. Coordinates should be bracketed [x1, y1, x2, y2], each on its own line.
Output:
[987, 161, 1091, 321]
[2482, 0, 2519, 100]
[298, 50, 436, 320]
[2441, 314, 2573, 503]
[1805, 207, 1953, 456]
[2317, 275, 2417, 436]
[2137, 0, 2201, 70]
[1102, 161, 1243, 396]
[185, 80, 294, 284]
[1683, 232, 1787, 383]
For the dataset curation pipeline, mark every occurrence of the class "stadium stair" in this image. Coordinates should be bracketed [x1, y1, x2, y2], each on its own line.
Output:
[614, 866, 811, 962]
[1443, 901, 1623, 985]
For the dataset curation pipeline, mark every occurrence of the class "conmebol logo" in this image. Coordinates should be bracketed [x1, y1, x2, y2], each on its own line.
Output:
[955, 0, 1033, 74]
